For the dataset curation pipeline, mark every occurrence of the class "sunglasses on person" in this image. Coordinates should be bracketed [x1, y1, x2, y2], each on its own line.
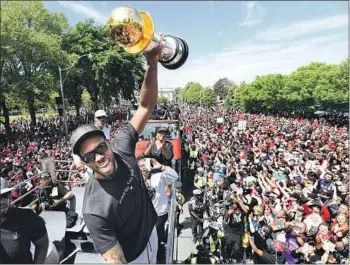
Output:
[81, 141, 108, 163]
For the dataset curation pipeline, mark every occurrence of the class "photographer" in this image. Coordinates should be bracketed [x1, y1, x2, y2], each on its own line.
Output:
[34, 173, 73, 214]
[249, 225, 286, 264]
[138, 157, 178, 263]
[223, 198, 248, 263]
[143, 127, 174, 167]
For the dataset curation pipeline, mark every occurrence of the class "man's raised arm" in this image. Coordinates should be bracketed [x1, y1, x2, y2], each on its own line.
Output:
[130, 46, 163, 135]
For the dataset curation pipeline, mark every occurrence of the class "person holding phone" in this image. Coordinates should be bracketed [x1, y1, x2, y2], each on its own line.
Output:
[143, 127, 174, 167]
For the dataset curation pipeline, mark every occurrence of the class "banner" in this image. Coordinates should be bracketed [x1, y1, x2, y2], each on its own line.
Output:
[217, 117, 224, 124]
[238, 120, 247, 131]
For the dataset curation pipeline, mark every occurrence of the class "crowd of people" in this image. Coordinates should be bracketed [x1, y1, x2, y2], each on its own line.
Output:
[0, 99, 349, 264]
[178, 105, 349, 264]
[1, 98, 349, 264]
[0, 108, 130, 205]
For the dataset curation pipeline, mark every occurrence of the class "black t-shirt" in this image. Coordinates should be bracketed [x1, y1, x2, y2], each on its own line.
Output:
[0, 208, 47, 264]
[82, 123, 157, 262]
[226, 211, 245, 234]
[147, 140, 174, 166]
[40, 183, 70, 212]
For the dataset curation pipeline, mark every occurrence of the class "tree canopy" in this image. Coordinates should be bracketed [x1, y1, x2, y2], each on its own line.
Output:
[1, 1, 68, 127]
[1, 1, 147, 134]
[180, 60, 348, 114]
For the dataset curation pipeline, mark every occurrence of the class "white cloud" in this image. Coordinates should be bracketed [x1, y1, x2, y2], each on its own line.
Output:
[256, 13, 348, 42]
[238, 20, 262, 27]
[217, 31, 223, 36]
[158, 31, 347, 88]
[237, 1, 265, 27]
[57, 1, 108, 25]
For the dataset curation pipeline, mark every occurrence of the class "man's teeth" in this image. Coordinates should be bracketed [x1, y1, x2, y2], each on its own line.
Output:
[98, 159, 109, 168]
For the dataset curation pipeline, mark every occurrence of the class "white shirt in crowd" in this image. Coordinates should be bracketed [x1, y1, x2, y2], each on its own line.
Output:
[147, 167, 178, 217]
[102, 125, 111, 140]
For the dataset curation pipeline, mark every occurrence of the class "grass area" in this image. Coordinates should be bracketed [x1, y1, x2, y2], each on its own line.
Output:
[8, 111, 58, 122]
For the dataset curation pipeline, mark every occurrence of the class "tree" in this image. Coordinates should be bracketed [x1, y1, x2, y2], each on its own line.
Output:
[61, 20, 146, 111]
[182, 82, 203, 104]
[200, 87, 216, 106]
[224, 83, 239, 109]
[173, 87, 182, 103]
[81, 89, 92, 111]
[249, 74, 287, 111]
[284, 62, 340, 112]
[213, 78, 232, 100]
[157, 95, 168, 103]
[1, 1, 68, 126]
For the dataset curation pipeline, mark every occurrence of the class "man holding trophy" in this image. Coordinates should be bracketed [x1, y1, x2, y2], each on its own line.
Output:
[69, 5, 188, 264]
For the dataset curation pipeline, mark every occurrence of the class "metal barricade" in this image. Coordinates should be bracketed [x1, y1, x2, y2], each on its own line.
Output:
[10, 172, 46, 190]
[165, 182, 177, 264]
[10, 172, 48, 208]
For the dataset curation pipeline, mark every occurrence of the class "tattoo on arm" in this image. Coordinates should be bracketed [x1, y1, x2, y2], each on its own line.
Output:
[101, 243, 127, 264]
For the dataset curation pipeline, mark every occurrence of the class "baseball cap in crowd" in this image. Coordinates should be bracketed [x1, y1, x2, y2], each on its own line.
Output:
[70, 124, 106, 155]
[157, 127, 168, 133]
[95, 110, 107, 118]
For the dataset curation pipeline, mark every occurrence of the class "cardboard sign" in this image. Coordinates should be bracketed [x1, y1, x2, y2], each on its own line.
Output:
[217, 117, 224, 124]
[238, 120, 247, 131]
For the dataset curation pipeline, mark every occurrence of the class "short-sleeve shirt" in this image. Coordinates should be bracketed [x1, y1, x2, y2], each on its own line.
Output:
[0, 208, 47, 264]
[82, 123, 157, 262]
[39, 183, 70, 212]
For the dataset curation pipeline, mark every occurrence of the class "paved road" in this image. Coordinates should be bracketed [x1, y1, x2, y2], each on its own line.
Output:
[175, 183, 198, 263]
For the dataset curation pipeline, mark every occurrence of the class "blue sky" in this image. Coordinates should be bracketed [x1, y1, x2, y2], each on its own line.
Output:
[44, 1, 348, 88]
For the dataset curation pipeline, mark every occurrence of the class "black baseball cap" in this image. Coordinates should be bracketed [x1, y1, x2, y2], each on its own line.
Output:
[70, 124, 105, 155]
[157, 127, 168, 133]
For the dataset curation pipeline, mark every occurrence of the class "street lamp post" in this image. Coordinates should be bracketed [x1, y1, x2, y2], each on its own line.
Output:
[59, 53, 93, 137]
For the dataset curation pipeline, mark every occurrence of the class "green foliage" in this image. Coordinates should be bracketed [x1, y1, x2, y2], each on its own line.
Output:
[222, 61, 348, 113]
[81, 89, 92, 111]
[224, 83, 239, 109]
[180, 82, 216, 106]
[284, 62, 348, 112]
[182, 82, 203, 104]
[61, 20, 146, 111]
[157, 95, 168, 104]
[213, 78, 232, 100]
[200, 87, 216, 107]
[1, 1, 68, 126]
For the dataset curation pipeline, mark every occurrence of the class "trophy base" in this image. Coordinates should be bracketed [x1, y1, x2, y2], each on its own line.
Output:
[160, 36, 189, 70]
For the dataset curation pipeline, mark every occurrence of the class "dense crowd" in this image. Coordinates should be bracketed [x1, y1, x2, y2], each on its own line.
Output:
[0, 108, 129, 206]
[178, 105, 349, 264]
[0, 103, 349, 264]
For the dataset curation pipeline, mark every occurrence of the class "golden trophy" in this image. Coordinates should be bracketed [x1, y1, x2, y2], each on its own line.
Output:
[107, 6, 189, 70]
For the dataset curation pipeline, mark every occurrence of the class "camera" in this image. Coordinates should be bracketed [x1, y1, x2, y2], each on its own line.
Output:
[144, 158, 153, 172]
